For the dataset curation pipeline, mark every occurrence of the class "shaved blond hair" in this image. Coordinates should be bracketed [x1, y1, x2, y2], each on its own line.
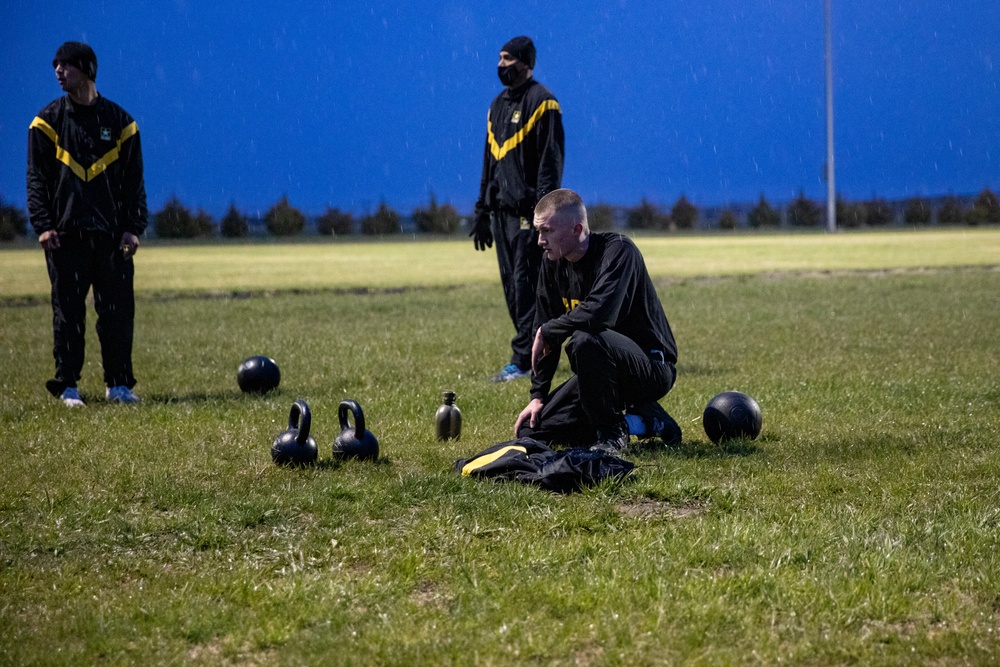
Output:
[535, 188, 588, 229]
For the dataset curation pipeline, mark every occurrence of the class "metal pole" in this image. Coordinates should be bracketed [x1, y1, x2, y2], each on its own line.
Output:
[825, 0, 836, 232]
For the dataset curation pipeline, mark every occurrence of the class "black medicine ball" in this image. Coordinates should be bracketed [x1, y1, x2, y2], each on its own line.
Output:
[237, 356, 281, 394]
[703, 391, 762, 443]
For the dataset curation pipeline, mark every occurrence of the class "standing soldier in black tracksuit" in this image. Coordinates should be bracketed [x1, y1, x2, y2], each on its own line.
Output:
[27, 42, 148, 407]
[514, 189, 683, 452]
[471, 36, 564, 383]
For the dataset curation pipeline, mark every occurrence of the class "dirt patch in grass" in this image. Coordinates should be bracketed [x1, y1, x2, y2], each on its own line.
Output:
[573, 641, 605, 666]
[411, 579, 450, 611]
[188, 639, 277, 666]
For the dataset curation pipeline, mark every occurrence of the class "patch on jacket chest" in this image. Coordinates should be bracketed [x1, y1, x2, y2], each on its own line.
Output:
[511, 110, 521, 124]
[100, 127, 112, 141]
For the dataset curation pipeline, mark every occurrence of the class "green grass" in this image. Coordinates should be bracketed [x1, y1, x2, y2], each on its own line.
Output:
[3, 227, 999, 299]
[1, 230, 999, 665]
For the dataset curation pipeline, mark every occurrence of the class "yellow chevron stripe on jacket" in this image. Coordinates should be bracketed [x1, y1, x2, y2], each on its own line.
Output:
[461, 444, 529, 476]
[487, 99, 561, 161]
[29, 116, 139, 182]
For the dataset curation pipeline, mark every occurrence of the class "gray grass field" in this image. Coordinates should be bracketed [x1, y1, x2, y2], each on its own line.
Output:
[1, 229, 999, 665]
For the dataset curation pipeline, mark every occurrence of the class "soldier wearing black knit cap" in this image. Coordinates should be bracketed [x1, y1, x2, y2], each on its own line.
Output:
[27, 41, 148, 406]
[473, 36, 565, 383]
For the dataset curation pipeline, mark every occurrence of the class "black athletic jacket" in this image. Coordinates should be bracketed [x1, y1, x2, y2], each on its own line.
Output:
[27, 95, 148, 237]
[530, 232, 678, 400]
[475, 79, 564, 219]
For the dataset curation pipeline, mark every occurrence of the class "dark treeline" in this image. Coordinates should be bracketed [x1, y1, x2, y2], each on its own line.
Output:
[1, 188, 998, 241]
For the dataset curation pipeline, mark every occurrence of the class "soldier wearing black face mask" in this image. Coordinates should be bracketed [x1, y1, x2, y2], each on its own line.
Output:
[472, 36, 565, 383]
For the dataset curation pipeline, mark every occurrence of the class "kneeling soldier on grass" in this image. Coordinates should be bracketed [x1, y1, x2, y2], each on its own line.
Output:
[514, 189, 682, 453]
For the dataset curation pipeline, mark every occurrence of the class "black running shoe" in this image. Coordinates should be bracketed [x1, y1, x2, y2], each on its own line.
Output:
[590, 418, 630, 454]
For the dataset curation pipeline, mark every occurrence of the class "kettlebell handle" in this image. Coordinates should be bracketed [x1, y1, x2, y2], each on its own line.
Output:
[289, 400, 311, 445]
[338, 399, 365, 434]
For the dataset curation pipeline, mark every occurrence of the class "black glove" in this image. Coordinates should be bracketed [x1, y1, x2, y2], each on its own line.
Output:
[470, 211, 493, 251]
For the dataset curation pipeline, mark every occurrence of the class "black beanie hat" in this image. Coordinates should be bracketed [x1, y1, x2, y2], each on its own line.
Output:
[53, 42, 98, 82]
[501, 36, 536, 69]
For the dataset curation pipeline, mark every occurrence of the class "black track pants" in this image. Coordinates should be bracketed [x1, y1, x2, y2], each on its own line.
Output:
[492, 210, 541, 369]
[518, 330, 676, 446]
[44, 231, 136, 393]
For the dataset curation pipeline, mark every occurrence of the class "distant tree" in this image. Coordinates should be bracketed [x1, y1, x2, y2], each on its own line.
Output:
[412, 193, 460, 234]
[967, 188, 1000, 225]
[191, 209, 215, 237]
[587, 203, 615, 231]
[903, 197, 932, 225]
[936, 195, 965, 225]
[361, 201, 401, 235]
[836, 198, 866, 228]
[718, 209, 738, 230]
[787, 191, 822, 228]
[0, 197, 28, 241]
[747, 195, 780, 228]
[265, 195, 306, 236]
[865, 198, 895, 227]
[670, 195, 698, 230]
[155, 195, 197, 238]
[317, 207, 355, 236]
[220, 202, 248, 238]
[626, 198, 667, 230]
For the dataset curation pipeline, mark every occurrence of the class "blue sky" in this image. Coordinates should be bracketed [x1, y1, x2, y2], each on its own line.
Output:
[2, 1, 997, 217]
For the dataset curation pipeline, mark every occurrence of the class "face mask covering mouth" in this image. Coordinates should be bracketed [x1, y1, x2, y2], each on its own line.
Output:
[498, 63, 520, 86]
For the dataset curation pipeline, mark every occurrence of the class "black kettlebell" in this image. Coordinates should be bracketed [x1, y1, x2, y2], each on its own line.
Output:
[332, 399, 379, 461]
[271, 400, 318, 466]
